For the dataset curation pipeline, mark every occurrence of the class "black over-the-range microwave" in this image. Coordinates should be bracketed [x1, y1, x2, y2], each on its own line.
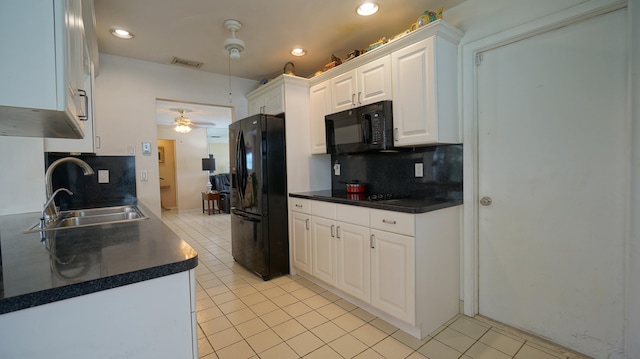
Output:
[324, 100, 394, 155]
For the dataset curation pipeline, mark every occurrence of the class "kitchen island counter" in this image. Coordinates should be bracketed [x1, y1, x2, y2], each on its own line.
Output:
[0, 203, 198, 314]
[0, 203, 199, 359]
[289, 190, 462, 214]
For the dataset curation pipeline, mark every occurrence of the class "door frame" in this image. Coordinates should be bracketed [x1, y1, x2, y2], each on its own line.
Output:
[460, 0, 628, 316]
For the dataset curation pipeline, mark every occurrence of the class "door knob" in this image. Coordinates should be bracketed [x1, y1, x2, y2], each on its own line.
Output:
[480, 196, 492, 206]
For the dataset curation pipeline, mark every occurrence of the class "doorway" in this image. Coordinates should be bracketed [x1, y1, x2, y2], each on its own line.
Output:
[158, 139, 177, 209]
[474, 8, 627, 357]
[155, 99, 233, 212]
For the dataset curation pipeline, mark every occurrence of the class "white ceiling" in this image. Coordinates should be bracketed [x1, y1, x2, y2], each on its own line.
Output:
[99, 0, 465, 142]
[94, 0, 466, 81]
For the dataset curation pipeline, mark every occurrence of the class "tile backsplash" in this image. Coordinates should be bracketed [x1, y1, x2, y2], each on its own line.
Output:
[330, 144, 462, 200]
[45, 153, 137, 210]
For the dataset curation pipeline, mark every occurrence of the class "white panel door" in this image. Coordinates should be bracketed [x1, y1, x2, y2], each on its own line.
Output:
[370, 229, 415, 324]
[311, 217, 337, 286]
[391, 37, 436, 146]
[336, 222, 370, 302]
[330, 70, 357, 112]
[309, 81, 331, 154]
[291, 212, 312, 274]
[477, 9, 627, 358]
[357, 55, 391, 106]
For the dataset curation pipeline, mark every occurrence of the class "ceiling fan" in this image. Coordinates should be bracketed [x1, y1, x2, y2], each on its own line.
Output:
[172, 108, 216, 133]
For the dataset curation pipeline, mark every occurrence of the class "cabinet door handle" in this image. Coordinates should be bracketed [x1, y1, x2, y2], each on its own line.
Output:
[370, 234, 375, 249]
[336, 226, 341, 239]
[394, 128, 399, 141]
[382, 219, 397, 225]
[295, 204, 303, 208]
[331, 225, 335, 237]
[358, 92, 362, 104]
[78, 89, 88, 121]
[351, 93, 356, 106]
[305, 218, 309, 230]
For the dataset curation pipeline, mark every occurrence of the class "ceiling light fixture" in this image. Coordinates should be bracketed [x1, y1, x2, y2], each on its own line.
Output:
[223, 19, 245, 59]
[174, 110, 193, 133]
[223, 19, 245, 103]
[356, 2, 379, 16]
[110, 28, 134, 39]
[291, 48, 307, 57]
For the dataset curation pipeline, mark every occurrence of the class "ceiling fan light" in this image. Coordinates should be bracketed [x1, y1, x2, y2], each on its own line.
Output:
[229, 47, 241, 59]
[356, 2, 379, 16]
[174, 124, 192, 133]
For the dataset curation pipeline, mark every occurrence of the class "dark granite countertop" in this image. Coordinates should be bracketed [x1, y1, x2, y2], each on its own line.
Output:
[0, 203, 197, 315]
[289, 190, 462, 214]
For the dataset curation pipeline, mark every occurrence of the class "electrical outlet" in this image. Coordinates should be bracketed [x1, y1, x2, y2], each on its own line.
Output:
[141, 169, 148, 181]
[415, 163, 424, 177]
[334, 163, 341, 176]
[98, 170, 109, 184]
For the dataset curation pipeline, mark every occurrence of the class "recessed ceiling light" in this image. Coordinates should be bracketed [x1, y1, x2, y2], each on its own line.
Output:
[356, 2, 379, 16]
[110, 28, 134, 39]
[291, 48, 307, 56]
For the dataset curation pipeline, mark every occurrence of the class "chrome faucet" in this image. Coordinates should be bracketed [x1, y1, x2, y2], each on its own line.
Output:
[43, 157, 94, 223]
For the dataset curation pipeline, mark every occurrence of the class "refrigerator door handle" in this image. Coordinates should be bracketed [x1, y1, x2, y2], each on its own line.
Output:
[235, 130, 247, 205]
[232, 210, 261, 222]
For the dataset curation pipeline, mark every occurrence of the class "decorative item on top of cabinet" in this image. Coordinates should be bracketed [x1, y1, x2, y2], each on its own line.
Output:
[0, 0, 93, 139]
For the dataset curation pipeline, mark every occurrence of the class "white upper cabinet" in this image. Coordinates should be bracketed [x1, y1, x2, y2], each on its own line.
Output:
[0, 0, 90, 139]
[247, 84, 285, 116]
[330, 56, 392, 113]
[391, 35, 459, 146]
[310, 20, 463, 148]
[309, 80, 332, 154]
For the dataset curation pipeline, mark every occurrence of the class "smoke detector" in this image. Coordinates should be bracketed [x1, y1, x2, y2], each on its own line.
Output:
[224, 19, 245, 59]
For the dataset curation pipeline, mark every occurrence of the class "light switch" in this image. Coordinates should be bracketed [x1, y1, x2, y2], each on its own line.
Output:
[98, 170, 109, 184]
[141, 169, 148, 181]
[415, 163, 424, 177]
[128, 145, 136, 156]
[334, 163, 341, 176]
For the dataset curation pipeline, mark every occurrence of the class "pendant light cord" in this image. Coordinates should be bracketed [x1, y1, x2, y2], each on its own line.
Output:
[228, 55, 232, 103]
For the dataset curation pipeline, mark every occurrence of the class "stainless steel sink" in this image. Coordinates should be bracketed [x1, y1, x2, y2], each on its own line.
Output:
[25, 205, 148, 233]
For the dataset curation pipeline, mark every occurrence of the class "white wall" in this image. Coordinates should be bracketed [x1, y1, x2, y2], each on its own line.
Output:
[94, 54, 258, 216]
[0, 137, 45, 215]
[208, 143, 230, 174]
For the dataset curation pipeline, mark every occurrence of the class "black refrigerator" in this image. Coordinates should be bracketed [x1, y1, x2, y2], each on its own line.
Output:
[229, 114, 289, 280]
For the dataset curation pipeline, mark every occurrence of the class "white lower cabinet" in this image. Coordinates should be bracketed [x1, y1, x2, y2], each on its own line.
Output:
[311, 216, 338, 285]
[370, 228, 415, 325]
[291, 211, 312, 274]
[336, 222, 371, 303]
[0, 270, 197, 359]
[289, 196, 461, 339]
[289, 198, 312, 274]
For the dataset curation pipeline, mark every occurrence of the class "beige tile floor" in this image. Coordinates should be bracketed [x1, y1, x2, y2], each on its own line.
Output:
[161, 210, 588, 359]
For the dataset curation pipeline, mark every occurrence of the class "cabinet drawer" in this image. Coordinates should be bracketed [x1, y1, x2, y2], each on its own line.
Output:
[289, 197, 311, 214]
[336, 204, 369, 227]
[370, 209, 415, 237]
[311, 201, 336, 219]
